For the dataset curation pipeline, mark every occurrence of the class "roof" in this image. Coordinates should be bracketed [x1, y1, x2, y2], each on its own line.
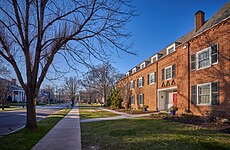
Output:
[126, 2, 230, 74]
[0, 78, 24, 91]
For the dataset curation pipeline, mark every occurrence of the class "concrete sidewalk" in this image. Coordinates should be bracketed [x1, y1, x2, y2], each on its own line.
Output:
[32, 107, 81, 150]
[81, 108, 158, 123]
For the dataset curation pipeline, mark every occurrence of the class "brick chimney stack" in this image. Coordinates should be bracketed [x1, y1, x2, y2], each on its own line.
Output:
[11, 78, 16, 85]
[195, 10, 205, 31]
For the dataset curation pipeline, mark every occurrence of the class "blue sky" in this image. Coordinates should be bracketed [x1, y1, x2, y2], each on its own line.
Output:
[43, 0, 228, 87]
[112, 0, 228, 74]
[2, 0, 228, 87]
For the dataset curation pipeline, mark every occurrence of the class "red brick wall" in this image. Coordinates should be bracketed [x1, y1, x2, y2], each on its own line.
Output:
[117, 18, 230, 117]
[186, 18, 230, 117]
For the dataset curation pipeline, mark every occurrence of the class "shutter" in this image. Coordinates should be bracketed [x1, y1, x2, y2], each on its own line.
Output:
[147, 74, 150, 85]
[172, 64, 176, 78]
[162, 68, 165, 81]
[190, 54, 196, 70]
[211, 44, 218, 64]
[133, 80, 135, 88]
[137, 79, 139, 87]
[133, 95, 135, 104]
[142, 94, 144, 104]
[211, 82, 219, 105]
[154, 72, 157, 82]
[142, 77, 144, 86]
[137, 95, 140, 104]
[191, 85, 197, 104]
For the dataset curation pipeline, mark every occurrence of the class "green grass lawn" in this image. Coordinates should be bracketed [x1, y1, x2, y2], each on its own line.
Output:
[0, 108, 71, 150]
[78, 103, 103, 107]
[80, 108, 119, 119]
[81, 118, 230, 150]
[0, 106, 24, 112]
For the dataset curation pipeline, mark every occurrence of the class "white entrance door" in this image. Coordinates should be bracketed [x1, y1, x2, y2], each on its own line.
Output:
[168, 92, 173, 109]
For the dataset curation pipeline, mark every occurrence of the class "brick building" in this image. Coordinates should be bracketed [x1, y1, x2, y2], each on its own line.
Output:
[117, 3, 230, 117]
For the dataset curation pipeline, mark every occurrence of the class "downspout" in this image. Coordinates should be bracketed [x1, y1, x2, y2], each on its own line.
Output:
[187, 42, 191, 112]
[156, 62, 159, 111]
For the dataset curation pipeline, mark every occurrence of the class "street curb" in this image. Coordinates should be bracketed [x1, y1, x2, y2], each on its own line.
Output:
[1, 108, 66, 137]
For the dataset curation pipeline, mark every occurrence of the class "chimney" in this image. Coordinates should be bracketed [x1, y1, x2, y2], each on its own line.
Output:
[195, 10, 205, 31]
[11, 78, 16, 85]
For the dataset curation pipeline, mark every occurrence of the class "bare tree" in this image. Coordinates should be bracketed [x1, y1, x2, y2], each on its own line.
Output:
[81, 63, 122, 106]
[0, 62, 12, 110]
[64, 76, 80, 106]
[0, 0, 135, 129]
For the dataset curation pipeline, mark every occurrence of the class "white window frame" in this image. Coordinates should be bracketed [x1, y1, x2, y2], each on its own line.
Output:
[151, 55, 158, 63]
[197, 82, 212, 106]
[197, 47, 211, 70]
[149, 72, 155, 85]
[126, 72, 129, 77]
[131, 95, 134, 105]
[166, 43, 176, 55]
[140, 62, 145, 69]
[138, 77, 143, 87]
[138, 94, 143, 105]
[132, 68, 136, 74]
[165, 66, 172, 80]
[130, 80, 134, 89]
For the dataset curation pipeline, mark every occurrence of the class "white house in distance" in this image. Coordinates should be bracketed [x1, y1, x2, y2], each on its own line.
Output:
[11, 79, 26, 102]
[0, 78, 26, 102]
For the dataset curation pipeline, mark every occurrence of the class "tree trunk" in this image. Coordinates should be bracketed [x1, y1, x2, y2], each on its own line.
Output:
[25, 93, 37, 129]
[1, 98, 4, 110]
[71, 98, 74, 107]
[103, 84, 107, 106]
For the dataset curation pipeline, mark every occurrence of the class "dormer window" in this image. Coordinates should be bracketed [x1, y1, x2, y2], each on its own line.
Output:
[126, 72, 130, 77]
[151, 54, 158, 63]
[132, 68, 136, 74]
[140, 62, 145, 69]
[166, 43, 176, 55]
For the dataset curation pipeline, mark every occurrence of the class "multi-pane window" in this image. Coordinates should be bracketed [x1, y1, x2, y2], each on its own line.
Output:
[138, 94, 144, 105]
[167, 44, 175, 55]
[149, 73, 155, 84]
[198, 48, 210, 69]
[151, 55, 158, 63]
[130, 80, 134, 89]
[140, 62, 145, 69]
[162, 65, 176, 81]
[130, 95, 135, 104]
[198, 83, 211, 104]
[191, 82, 219, 105]
[138, 77, 144, 87]
[192, 44, 218, 71]
[167, 47, 174, 54]
[132, 68, 136, 74]
[165, 66, 172, 80]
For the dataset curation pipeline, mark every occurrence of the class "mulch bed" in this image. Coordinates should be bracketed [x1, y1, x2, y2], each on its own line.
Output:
[111, 108, 157, 114]
[150, 115, 230, 134]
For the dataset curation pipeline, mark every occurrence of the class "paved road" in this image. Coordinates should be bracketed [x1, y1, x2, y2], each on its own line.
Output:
[0, 103, 71, 136]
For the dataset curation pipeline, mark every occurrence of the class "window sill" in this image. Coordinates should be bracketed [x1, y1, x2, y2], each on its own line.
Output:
[197, 64, 211, 71]
[196, 104, 212, 106]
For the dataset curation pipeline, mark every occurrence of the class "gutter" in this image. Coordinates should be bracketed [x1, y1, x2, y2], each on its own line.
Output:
[187, 42, 191, 112]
